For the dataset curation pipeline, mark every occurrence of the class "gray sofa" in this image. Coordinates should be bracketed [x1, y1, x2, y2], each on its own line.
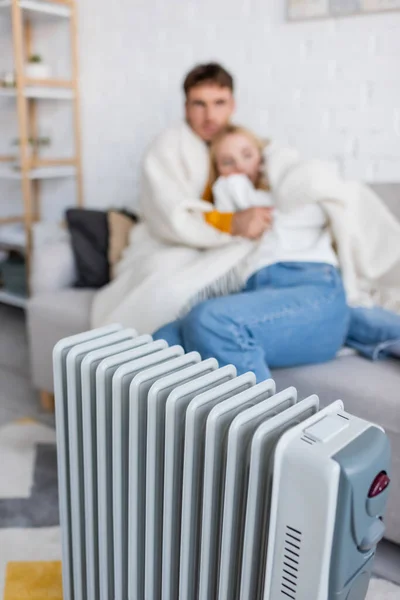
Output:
[27, 184, 400, 546]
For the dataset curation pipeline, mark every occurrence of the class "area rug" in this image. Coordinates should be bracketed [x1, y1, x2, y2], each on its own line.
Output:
[0, 420, 61, 599]
[0, 420, 399, 599]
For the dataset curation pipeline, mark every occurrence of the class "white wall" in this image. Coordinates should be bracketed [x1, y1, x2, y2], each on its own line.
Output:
[78, 0, 400, 211]
[1, 1, 400, 219]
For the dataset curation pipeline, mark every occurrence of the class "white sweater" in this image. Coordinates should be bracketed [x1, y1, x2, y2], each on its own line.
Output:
[212, 174, 338, 280]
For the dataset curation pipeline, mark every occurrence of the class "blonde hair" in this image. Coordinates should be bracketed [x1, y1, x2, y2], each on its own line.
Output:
[207, 124, 270, 194]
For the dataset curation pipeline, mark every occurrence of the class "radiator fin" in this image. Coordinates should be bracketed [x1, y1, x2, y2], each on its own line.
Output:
[53, 328, 383, 600]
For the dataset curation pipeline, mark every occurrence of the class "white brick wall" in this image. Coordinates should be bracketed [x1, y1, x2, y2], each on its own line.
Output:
[1, 2, 399, 218]
[77, 1, 400, 210]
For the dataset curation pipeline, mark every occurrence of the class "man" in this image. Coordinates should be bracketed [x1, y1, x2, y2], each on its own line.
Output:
[181, 63, 272, 239]
[93, 63, 263, 335]
[140, 62, 273, 245]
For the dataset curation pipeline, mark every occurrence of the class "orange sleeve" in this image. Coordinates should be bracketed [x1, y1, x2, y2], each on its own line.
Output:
[204, 210, 234, 234]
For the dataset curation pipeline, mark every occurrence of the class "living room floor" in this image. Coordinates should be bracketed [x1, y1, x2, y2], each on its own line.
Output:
[0, 301, 399, 585]
[0, 303, 54, 428]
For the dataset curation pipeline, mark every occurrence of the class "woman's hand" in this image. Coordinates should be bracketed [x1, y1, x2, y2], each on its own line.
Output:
[231, 207, 273, 239]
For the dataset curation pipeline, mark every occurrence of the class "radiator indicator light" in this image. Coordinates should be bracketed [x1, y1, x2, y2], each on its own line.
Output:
[368, 471, 390, 498]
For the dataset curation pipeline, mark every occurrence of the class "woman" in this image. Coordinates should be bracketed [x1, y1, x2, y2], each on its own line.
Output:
[153, 125, 350, 381]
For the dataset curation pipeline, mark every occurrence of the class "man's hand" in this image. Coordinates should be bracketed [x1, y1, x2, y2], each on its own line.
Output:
[231, 207, 274, 239]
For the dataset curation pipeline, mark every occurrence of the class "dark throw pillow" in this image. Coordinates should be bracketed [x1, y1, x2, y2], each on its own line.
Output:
[66, 208, 110, 288]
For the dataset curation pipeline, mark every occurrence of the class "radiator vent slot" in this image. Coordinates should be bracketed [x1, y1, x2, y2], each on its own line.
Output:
[281, 525, 302, 598]
[300, 436, 315, 445]
[337, 413, 349, 421]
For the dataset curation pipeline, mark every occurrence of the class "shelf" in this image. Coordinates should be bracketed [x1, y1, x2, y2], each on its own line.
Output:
[0, 215, 24, 225]
[0, 165, 76, 179]
[0, 86, 74, 100]
[26, 85, 74, 99]
[0, 88, 17, 98]
[0, 0, 81, 307]
[0, 0, 71, 19]
[0, 288, 27, 308]
[0, 223, 26, 251]
[25, 78, 73, 88]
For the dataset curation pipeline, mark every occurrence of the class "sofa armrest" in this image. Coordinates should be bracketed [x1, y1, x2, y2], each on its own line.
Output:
[31, 222, 76, 295]
[27, 288, 95, 393]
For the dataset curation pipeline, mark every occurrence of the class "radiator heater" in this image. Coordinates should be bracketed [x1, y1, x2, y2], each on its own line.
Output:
[53, 325, 391, 600]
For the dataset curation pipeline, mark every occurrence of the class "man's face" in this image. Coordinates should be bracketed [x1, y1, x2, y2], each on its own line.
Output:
[185, 84, 235, 142]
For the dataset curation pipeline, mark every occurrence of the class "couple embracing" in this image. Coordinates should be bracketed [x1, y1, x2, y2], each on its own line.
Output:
[93, 63, 400, 380]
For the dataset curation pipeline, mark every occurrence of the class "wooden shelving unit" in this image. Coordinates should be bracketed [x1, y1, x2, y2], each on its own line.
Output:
[0, 0, 83, 306]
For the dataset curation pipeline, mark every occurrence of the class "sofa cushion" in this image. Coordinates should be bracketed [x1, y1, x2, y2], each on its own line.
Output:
[66, 209, 110, 288]
[108, 211, 136, 279]
[272, 356, 399, 433]
[65, 208, 139, 289]
[370, 183, 400, 222]
[31, 223, 76, 295]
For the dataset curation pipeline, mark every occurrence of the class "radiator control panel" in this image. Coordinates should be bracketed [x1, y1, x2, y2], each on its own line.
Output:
[305, 414, 349, 442]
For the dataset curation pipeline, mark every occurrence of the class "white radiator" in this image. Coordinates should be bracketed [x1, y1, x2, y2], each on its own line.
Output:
[53, 325, 391, 600]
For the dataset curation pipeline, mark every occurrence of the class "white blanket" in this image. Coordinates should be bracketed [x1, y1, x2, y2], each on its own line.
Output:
[92, 122, 400, 334]
[212, 173, 338, 278]
[91, 122, 254, 334]
[268, 145, 400, 312]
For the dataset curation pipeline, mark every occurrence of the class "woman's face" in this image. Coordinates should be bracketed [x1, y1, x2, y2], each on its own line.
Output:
[214, 133, 262, 184]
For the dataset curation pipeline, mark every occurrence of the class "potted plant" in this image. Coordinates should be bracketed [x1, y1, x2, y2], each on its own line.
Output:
[25, 55, 51, 80]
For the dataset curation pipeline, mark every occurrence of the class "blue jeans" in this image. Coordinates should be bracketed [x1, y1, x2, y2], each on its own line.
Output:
[347, 306, 400, 360]
[153, 262, 350, 382]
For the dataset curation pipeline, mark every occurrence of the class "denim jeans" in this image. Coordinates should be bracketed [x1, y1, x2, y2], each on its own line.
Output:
[153, 262, 350, 382]
[347, 306, 400, 360]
